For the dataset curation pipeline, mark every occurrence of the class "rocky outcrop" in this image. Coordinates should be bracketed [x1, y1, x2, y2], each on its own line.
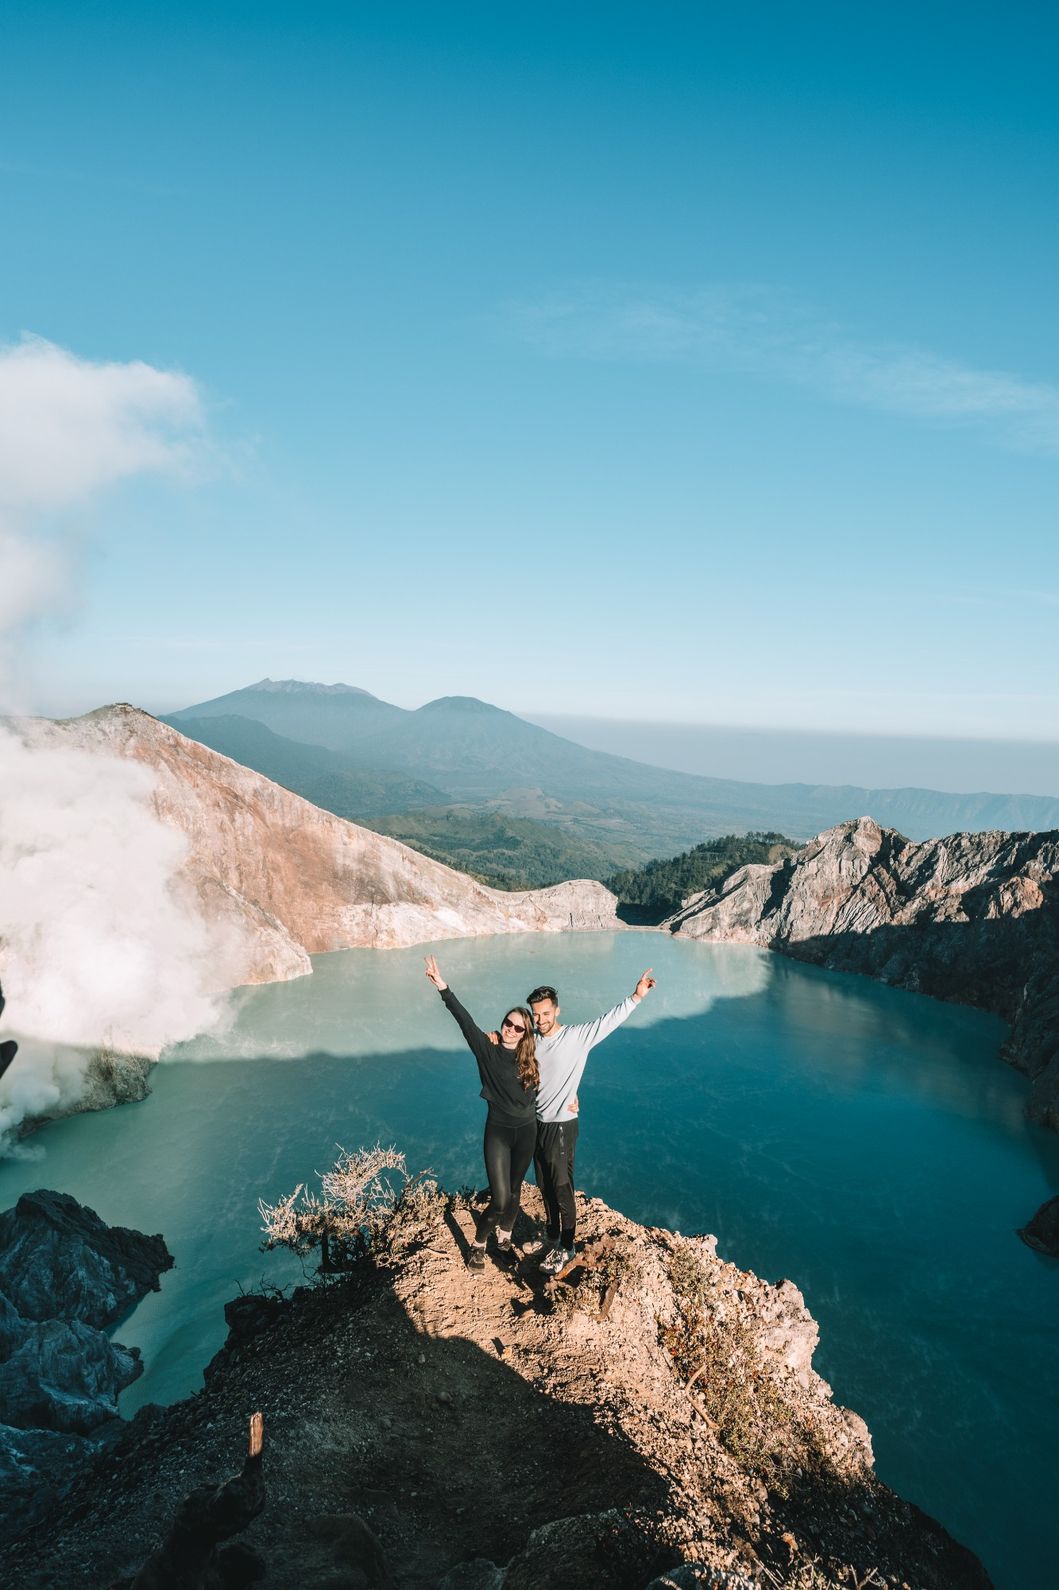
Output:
[0, 1190, 173, 1328]
[31, 706, 622, 987]
[666, 816, 1059, 1129]
[0, 982, 16, 1082]
[0, 1192, 173, 1536]
[0, 1187, 988, 1589]
[119, 1415, 267, 1590]
[1018, 1195, 1059, 1256]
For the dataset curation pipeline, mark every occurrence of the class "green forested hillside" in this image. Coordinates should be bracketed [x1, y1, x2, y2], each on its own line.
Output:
[362, 808, 644, 890]
[608, 832, 801, 922]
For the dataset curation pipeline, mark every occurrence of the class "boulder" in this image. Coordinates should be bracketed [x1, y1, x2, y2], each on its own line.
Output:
[1018, 1194, 1059, 1256]
[0, 1189, 172, 1329]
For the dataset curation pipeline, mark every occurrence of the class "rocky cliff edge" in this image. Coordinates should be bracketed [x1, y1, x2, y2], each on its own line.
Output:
[0, 1187, 988, 1589]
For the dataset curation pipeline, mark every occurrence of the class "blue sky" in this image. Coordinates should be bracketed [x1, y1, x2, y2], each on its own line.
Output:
[2, 1, 1057, 752]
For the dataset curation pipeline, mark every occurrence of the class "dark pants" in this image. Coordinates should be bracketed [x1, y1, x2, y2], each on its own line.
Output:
[534, 1118, 580, 1246]
[477, 1116, 537, 1244]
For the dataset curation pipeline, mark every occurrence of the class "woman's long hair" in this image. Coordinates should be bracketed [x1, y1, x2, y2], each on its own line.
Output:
[503, 1006, 539, 1092]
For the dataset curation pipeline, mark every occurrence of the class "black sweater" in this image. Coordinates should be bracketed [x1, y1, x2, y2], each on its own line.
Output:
[439, 987, 537, 1126]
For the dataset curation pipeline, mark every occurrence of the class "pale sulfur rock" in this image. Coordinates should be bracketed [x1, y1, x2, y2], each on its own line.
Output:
[33, 705, 622, 987]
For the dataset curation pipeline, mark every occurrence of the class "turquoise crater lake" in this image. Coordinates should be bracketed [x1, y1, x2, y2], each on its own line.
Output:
[1, 933, 1056, 1588]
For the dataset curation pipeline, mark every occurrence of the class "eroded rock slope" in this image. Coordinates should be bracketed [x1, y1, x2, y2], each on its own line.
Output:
[34, 705, 621, 986]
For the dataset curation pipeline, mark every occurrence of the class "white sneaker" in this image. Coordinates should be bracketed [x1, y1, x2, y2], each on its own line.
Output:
[540, 1244, 575, 1275]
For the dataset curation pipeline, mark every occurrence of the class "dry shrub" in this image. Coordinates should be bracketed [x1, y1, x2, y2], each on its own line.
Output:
[259, 1144, 407, 1272]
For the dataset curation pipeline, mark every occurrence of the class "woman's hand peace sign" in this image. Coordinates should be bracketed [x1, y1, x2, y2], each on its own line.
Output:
[424, 955, 448, 991]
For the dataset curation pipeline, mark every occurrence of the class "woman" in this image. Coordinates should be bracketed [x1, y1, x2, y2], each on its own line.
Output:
[424, 954, 539, 1270]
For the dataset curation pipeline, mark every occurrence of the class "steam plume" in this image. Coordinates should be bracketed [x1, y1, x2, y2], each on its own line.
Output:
[0, 336, 242, 1152]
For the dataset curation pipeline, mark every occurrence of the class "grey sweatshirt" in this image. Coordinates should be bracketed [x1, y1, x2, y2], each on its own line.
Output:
[535, 997, 638, 1123]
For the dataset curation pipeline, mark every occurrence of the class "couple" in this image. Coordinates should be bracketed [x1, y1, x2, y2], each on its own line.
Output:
[424, 954, 656, 1274]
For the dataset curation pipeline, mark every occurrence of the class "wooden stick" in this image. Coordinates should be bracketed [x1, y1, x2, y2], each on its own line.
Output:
[248, 1411, 264, 1460]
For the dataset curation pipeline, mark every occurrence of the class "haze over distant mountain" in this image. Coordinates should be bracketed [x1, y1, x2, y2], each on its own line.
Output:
[169, 681, 1059, 857]
[528, 714, 1059, 800]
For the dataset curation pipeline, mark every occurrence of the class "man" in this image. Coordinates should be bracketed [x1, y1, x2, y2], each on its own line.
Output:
[528, 968, 655, 1274]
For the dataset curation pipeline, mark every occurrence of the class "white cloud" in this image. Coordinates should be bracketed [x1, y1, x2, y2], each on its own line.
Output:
[0, 334, 204, 511]
[0, 335, 208, 707]
[0, 526, 69, 637]
[506, 284, 1059, 454]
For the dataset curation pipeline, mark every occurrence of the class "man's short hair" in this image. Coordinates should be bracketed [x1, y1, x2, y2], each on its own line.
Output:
[527, 984, 558, 1006]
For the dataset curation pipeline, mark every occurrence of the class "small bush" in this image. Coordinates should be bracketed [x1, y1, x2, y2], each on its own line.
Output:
[259, 1143, 407, 1272]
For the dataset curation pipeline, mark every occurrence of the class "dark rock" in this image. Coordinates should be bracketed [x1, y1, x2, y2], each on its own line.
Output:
[436, 1562, 504, 1590]
[0, 980, 16, 1081]
[1006, 969, 1059, 1128]
[130, 1442, 266, 1589]
[0, 1191, 173, 1546]
[501, 1511, 652, 1590]
[222, 1293, 286, 1348]
[0, 1314, 142, 1432]
[214, 1541, 267, 1585]
[0, 1039, 16, 1082]
[0, 1423, 90, 1538]
[1018, 1193, 1059, 1255]
[0, 1189, 172, 1329]
[311, 1513, 394, 1587]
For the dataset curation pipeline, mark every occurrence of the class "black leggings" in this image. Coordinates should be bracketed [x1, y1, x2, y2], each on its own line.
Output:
[534, 1118, 579, 1247]
[477, 1116, 537, 1244]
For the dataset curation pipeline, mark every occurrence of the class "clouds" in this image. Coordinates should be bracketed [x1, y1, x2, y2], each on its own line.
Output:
[0, 334, 204, 513]
[506, 284, 1059, 455]
[0, 336, 207, 701]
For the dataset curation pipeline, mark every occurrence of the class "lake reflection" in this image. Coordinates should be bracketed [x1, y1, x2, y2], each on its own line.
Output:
[0, 932, 1055, 1588]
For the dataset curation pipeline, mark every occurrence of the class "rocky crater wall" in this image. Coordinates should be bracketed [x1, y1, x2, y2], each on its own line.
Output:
[665, 816, 1059, 1131]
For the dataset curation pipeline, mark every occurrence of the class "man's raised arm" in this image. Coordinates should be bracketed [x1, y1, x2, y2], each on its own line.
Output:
[566, 969, 656, 1050]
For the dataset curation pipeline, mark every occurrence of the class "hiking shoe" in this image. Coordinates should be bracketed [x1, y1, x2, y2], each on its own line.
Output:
[540, 1244, 575, 1275]
[495, 1231, 513, 1253]
[466, 1243, 486, 1270]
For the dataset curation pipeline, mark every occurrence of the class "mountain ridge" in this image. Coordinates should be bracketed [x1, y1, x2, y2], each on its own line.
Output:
[168, 680, 1059, 844]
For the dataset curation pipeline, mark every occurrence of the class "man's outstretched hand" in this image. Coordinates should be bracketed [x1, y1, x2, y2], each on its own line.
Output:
[633, 969, 656, 1001]
[424, 955, 448, 991]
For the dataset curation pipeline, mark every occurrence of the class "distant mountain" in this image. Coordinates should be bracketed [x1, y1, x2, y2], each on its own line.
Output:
[170, 680, 1059, 848]
[163, 714, 447, 819]
[169, 678, 404, 751]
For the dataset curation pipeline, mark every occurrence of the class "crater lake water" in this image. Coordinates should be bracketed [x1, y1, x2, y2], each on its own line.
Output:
[2, 932, 1056, 1587]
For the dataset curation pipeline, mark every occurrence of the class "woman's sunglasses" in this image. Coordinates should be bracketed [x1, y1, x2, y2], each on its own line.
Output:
[501, 1017, 527, 1034]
